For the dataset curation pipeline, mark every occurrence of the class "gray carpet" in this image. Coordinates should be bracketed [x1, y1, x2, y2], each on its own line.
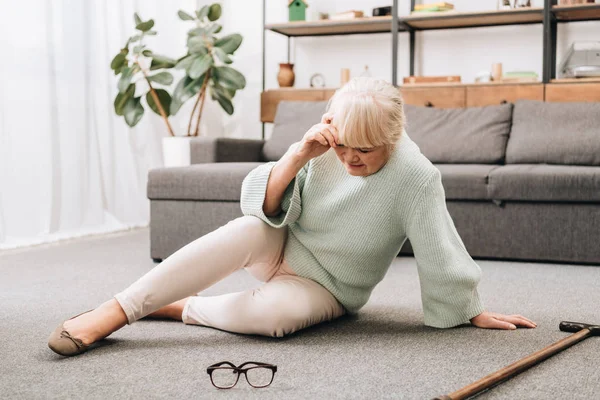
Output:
[1, 228, 599, 400]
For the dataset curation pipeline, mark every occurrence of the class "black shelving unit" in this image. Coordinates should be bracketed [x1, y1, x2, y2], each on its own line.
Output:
[261, 0, 600, 139]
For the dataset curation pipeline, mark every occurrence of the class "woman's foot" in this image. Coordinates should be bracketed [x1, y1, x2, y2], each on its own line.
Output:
[61, 298, 128, 346]
[145, 297, 189, 321]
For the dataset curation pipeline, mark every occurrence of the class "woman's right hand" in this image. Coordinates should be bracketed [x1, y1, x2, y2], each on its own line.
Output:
[294, 112, 339, 162]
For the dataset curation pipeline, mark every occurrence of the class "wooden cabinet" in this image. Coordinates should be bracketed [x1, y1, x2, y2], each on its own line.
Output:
[400, 86, 466, 108]
[466, 84, 544, 107]
[261, 88, 336, 123]
[545, 83, 600, 103]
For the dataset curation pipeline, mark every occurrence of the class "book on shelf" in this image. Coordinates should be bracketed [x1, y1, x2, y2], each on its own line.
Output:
[414, 2, 454, 10]
[329, 10, 364, 20]
[411, 8, 457, 15]
[404, 75, 461, 84]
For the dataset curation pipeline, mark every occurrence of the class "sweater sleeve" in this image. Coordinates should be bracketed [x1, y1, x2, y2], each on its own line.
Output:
[405, 170, 486, 328]
[240, 159, 309, 229]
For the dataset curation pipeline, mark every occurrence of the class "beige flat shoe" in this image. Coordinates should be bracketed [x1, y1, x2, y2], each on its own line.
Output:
[48, 309, 97, 357]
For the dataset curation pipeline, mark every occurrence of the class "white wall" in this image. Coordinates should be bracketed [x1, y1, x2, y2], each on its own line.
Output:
[210, 0, 599, 140]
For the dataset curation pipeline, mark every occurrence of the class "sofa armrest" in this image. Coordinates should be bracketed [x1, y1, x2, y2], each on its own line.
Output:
[190, 137, 266, 163]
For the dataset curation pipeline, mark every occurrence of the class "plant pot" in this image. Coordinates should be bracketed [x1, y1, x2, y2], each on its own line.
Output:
[277, 63, 295, 87]
[162, 136, 192, 167]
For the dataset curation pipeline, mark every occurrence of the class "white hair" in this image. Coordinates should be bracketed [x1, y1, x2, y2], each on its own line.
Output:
[326, 77, 405, 151]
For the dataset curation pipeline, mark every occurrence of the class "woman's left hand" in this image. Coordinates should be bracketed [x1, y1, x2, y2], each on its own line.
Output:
[470, 311, 537, 330]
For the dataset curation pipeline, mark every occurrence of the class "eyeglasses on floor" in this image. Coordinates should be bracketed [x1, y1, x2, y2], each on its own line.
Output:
[207, 361, 277, 389]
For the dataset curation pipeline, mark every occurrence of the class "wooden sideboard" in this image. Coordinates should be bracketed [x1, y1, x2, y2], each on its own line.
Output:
[260, 80, 600, 123]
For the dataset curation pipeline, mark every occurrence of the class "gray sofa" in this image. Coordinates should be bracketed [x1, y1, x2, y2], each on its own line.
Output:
[147, 100, 600, 265]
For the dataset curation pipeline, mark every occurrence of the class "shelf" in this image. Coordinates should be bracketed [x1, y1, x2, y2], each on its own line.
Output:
[400, 8, 544, 30]
[550, 77, 600, 83]
[553, 3, 600, 22]
[401, 81, 541, 87]
[265, 16, 406, 37]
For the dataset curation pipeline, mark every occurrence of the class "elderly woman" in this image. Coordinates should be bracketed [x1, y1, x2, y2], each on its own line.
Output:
[49, 77, 536, 357]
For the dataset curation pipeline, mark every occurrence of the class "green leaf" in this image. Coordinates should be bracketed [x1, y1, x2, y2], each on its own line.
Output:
[175, 55, 195, 70]
[214, 34, 243, 55]
[208, 4, 222, 21]
[134, 13, 142, 25]
[214, 90, 234, 115]
[213, 47, 232, 64]
[145, 30, 157, 35]
[170, 75, 205, 115]
[151, 54, 177, 65]
[114, 84, 135, 116]
[110, 53, 126, 70]
[189, 53, 213, 79]
[211, 83, 232, 101]
[212, 81, 235, 99]
[178, 10, 194, 21]
[118, 66, 134, 93]
[136, 19, 154, 32]
[133, 45, 144, 54]
[147, 72, 174, 85]
[187, 36, 209, 54]
[207, 24, 222, 35]
[146, 89, 172, 117]
[196, 5, 209, 20]
[123, 97, 144, 127]
[130, 34, 142, 42]
[213, 66, 245, 90]
[142, 49, 153, 57]
[188, 27, 206, 37]
[150, 55, 177, 70]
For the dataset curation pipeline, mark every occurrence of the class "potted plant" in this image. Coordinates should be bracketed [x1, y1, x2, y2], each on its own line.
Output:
[110, 3, 246, 167]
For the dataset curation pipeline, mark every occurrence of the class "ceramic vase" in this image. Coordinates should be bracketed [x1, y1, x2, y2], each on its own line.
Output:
[277, 63, 295, 87]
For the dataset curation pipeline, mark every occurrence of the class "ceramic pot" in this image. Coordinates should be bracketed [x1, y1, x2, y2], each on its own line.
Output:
[162, 136, 192, 167]
[277, 63, 295, 87]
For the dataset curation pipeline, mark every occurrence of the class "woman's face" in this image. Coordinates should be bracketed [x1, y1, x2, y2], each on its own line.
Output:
[333, 144, 391, 177]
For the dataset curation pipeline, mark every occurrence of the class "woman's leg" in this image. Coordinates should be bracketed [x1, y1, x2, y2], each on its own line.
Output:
[61, 216, 288, 345]
[182, 259, 347, 337]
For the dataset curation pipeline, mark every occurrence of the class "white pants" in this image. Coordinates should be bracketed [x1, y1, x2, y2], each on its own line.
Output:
[114, 216, 346, 337]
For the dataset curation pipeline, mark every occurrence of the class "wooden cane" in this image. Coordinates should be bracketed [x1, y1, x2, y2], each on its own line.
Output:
[432, 321, 600, 400]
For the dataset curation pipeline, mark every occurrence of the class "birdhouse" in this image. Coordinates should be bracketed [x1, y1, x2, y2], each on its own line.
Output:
[288, 0, 308, 22]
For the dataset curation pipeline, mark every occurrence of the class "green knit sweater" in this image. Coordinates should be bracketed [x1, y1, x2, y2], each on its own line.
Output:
[240, 131, 485, 328]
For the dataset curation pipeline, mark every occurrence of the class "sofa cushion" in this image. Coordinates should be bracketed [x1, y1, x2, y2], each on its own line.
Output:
[435, 164, 499, 200]
[506, 100, 600, 166]
[404, 103, 513, 164]
[488, 164, 600, 202]
[262, 101, 329, 161]
[147, 162, 264, 201]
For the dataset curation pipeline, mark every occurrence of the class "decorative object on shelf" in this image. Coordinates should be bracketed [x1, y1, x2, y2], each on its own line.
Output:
[558, 41, 600, 78]
[404, 75, 461, 84]
[373, 6, 392, 17]
[513, 0, 532, 7]
[502, 71, 539, 82]
[360, 65, 372, 77]
[411, 2, 455, 14]
[278, 63, 296, 87]
[310, 73, 326, 88]
[491, 62, 503, 81]
[288, 0, 308, 22]
[498, 0, 512, 10]
[558, 0, 595, 4]
[475, 71, 492, 83]
[330, 10, 364, 20]
[340, 68, 351, 86]
[318, 12, 329, 20]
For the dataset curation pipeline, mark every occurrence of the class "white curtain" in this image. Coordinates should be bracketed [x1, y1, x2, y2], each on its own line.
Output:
[0, 0, 205, 250]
